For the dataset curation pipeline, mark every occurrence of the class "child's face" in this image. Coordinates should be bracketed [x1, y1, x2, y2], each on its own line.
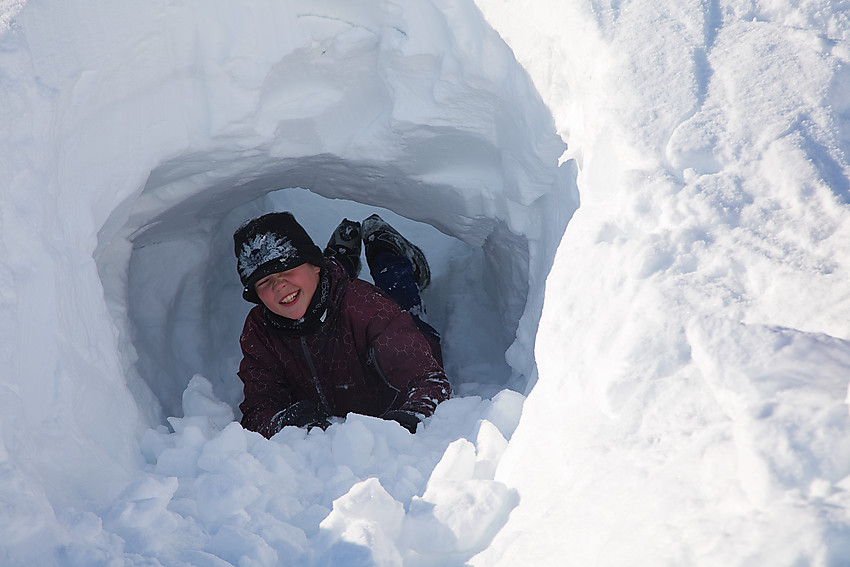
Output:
[255, 263, 321, 320]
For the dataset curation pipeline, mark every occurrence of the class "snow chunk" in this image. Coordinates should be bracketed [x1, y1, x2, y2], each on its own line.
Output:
[103, 476, 180, 555]
[182, 374, 235, 430]
[315, 478, 405, 567]
[206, 524, 279, 567]
[403, 438, 519, 559]
[481, 389, 525, 440]
[195, 473, 262, 529]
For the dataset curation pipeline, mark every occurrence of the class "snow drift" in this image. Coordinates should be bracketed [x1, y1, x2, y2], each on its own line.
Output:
[474, 1, 850, 565]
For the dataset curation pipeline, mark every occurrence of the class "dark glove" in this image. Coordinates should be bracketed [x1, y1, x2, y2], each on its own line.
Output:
[381, 410, 421, 433]
[269, 400, 331, 435]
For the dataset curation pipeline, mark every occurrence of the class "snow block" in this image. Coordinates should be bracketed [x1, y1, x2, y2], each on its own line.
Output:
[315, 478, 405, 567]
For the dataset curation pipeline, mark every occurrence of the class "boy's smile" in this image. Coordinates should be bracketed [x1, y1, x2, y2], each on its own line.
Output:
[255, 263, 321, 320]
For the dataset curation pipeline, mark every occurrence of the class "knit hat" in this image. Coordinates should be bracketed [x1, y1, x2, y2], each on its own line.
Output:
[233, 212, 326, 303]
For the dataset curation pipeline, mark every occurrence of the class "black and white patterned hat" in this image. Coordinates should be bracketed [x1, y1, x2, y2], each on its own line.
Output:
[233, 212, 326, 303]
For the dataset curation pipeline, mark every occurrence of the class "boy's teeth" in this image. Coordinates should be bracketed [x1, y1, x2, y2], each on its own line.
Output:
[281, 291, 298, 304]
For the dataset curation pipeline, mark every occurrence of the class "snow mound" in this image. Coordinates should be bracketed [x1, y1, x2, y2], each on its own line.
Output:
[473, 1, 850, 565]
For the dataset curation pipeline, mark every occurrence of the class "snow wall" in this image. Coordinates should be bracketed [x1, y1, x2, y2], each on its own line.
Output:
[474, 1, 850, 565]
[0, 0, 574, 516]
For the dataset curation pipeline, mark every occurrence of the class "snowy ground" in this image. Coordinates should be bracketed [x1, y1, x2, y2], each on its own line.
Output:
[3, 0, 850, 566]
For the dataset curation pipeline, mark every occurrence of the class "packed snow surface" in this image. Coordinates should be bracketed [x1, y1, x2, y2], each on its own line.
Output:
[2, 0, 850, 566]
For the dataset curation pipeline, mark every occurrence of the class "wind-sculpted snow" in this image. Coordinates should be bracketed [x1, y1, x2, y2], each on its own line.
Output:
[473, 1, 850, 565]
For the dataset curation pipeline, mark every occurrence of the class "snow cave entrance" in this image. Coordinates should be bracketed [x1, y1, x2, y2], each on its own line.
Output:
[119, 156, 542, 422]
[92, 3, 579, 425]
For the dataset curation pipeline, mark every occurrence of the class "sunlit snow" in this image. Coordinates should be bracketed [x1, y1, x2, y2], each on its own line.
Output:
[2, 0, 850, 566]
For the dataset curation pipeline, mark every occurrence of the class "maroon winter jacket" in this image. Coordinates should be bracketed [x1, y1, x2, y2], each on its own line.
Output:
[238, 259, 451, 437]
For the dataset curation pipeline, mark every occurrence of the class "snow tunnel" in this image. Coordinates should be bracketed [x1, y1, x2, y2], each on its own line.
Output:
[93, 3, 578, 424]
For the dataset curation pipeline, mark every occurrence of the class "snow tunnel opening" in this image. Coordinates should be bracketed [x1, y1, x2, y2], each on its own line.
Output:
[88, 1, 580, 427]
[102, 154, 545, 424]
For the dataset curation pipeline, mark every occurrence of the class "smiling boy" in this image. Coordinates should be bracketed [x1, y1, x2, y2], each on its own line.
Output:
[254, 264, 321, 320]
[234, 212, 451, 437]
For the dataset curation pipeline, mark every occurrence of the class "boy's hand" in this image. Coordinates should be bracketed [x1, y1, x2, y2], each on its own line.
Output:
[270, 400, 331, 435]
[380, 410, 421, 433]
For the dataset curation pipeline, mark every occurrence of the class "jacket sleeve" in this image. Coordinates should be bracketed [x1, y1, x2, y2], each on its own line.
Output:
[237, 309, 296, 438]
[361, 290, 452, 417]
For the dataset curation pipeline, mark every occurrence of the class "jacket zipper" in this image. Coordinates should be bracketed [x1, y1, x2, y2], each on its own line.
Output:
[301, 336, 332, 414]
[367, 345, 400, 413]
